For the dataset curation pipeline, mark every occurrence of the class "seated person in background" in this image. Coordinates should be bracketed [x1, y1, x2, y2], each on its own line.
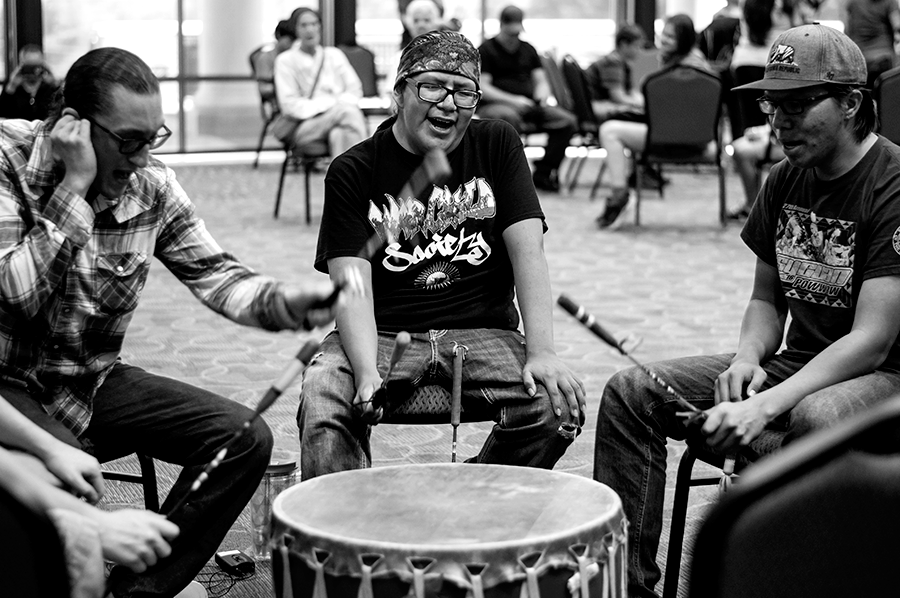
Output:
[0, 44, 59, 121]
[729, 122, 785, 220]
[251, 19, 296, 103]
[297, 30, 586, 481]
[595, 14, 715, 230]
[273, 7, 368, 155]
[586, 23, 646, 123]
[381, 0, 447, 97]
[477, 5, 577, 192]
[0, 394, 178, 597]
[594, 25, 900, 598]
[0, 46, 351, 597]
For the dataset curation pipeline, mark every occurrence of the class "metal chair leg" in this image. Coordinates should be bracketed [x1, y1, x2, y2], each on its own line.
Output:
[274, 152, 291, 219]
[303, 159, 313, 225]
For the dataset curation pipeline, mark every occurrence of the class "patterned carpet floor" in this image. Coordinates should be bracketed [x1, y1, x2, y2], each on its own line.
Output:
[100, 158, 752, 598]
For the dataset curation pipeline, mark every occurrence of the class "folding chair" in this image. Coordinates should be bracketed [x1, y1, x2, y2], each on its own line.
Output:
[662, 429, 786, 598]
[635, 66, 726, 226]
[249, 44, 281, 169]
[688, 394, 900, 598]
[274, 140, 331, 224]
[559, 54, 603, 195]
[101, 452, 160, 512]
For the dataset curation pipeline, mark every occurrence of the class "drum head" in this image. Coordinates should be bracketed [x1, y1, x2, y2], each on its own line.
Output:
[273, 464, 625, 590]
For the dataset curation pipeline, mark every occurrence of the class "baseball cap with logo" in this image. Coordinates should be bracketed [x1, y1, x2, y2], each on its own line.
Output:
[733, 23, 867, 91]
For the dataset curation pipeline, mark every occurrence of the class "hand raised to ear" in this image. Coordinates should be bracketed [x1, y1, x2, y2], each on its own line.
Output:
[50, 108, 97, 197]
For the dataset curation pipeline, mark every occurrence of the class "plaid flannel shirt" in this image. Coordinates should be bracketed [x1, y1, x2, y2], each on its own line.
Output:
[0, 119, 304, 436]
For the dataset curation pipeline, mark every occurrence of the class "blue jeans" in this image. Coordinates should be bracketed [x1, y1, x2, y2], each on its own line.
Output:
[297, 329, 574, 480]
[591, 353, 900, 598]
[1, 363, 273, 598]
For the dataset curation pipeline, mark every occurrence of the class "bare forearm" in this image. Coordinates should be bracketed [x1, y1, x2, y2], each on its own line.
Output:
[732, 298, 786, 366]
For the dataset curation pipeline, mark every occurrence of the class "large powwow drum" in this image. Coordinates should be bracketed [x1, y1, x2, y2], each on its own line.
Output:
[271, 463, 627, 597]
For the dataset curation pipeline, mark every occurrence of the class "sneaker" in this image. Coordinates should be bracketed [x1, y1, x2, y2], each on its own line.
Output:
[533, 171, 561, 192]
[596, 189, 631, 229]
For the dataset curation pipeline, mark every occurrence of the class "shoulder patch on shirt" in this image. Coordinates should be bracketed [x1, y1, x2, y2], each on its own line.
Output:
[893, 226, 900, 256]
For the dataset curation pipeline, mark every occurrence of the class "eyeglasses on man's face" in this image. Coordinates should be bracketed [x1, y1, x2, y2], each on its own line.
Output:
[757, 92, 837, 116]
[406, 79, 482, 109]
[89, 119, 172, 154]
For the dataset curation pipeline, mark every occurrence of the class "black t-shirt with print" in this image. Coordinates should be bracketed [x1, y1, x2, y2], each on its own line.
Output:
[742, 136, 900, 371]
[316, 117, 544, 333]
[478, 37, 542, 99]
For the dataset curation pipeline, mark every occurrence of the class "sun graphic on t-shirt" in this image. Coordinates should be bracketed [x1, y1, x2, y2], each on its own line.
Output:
[415, 262, 460, 290]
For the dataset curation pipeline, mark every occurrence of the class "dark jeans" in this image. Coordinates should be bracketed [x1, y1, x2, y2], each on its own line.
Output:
[477, 101, 577, 175]
[592, 353, 900, 598]
[297, 329, 575, 480]
[1, 363, 273, 598]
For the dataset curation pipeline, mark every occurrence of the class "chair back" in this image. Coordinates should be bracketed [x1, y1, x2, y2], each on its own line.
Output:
[540, 52, 574, 114]
[731, 65, 767, 137]
[875, 66, 900, 145]
[642, 66, 722, 158]
[339, 44, 379, 98]
[561, 54, 599, 135]
[688, 394, 900, 598]
[249, 44, 279, 120]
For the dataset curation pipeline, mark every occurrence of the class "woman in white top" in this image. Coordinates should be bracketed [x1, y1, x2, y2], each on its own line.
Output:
[274, 7, 368, 156]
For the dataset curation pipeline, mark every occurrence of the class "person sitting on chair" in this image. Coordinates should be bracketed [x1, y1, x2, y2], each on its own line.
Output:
[595, 14, 715, 230]
[476, 5, 577, 192]
[586, 23, 646, 123]
[251, 19, 296, 105]
[0, 46, 355, 598]
[297, 30, 586, 481]
[0, 44, 59, 121]
[273, 7, 368, 156]
[594, 24, 900, 598]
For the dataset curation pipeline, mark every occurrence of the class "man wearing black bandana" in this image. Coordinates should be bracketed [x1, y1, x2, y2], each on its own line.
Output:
[297, 30, 586, 480]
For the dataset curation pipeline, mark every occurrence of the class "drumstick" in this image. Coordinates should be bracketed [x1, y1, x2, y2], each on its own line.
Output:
[450, 344, 466, 462]
[357, 148, 452, 263]
[370, 331, 411, 412]
[556, 294, 704, 421]
[164, 339, 320, 517]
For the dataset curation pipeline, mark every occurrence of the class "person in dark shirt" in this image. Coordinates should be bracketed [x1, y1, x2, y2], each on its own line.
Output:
[0, 45, 59, 121]
[586, 23, 646, 123]
[297, 30, 586, 481]
[476, 5, 577, 192]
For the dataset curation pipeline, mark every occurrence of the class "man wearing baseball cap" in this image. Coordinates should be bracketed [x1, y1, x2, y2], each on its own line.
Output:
[298, 30, 586, 480]
[594, 23, 900, 597]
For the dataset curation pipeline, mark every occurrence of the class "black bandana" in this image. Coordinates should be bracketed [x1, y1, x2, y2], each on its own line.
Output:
[395, 30, 481, 89]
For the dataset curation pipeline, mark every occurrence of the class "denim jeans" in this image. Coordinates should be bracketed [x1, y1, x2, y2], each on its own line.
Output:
[1, 363, 274, 598]
[297, 329, 574, 480]
[592, 353, 900, 598]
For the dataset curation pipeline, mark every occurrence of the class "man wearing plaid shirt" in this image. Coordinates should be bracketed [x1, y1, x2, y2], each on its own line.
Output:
[0, 47, 348, 597]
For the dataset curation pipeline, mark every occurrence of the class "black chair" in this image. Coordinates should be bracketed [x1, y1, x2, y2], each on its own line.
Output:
[635, 66, 726, 226]
[688, 395, 900, 598]
[274, 140, 330, 224]
[730, 65, 767, 139]
[101, 452, 160, 512]
[0, 485, 70, 598]
[249, 44, 280, 169]
[874, 66, 900, 145]
[662, 429, 785, 598]
[559, 54, 603, 195]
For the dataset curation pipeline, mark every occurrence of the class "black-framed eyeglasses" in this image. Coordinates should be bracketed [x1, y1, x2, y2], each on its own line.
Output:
[89, 119, 172, 154]
[757, 93, 836, 116]
[406, 79, 482, 109]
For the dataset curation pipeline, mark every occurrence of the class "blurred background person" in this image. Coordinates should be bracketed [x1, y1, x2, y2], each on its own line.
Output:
[596, 14, 714, 229]
[250, 19, 296, 105]
[0, 44, 59, 121]
[477, 5, 577, 192]
[586, 22, 647, 123]
[844, 0, 900, 88]
[273, 7, 368, 157]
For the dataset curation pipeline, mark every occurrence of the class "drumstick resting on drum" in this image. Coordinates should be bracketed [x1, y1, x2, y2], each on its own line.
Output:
[164, 339, 320, 517]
